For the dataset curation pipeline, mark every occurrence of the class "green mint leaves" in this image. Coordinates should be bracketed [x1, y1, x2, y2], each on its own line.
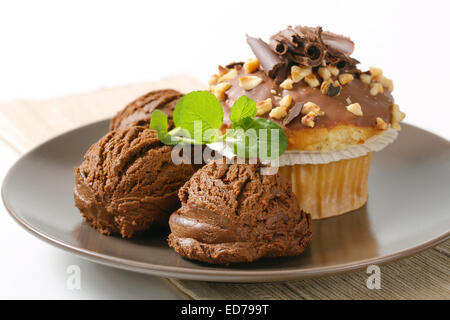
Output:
[173, 91, 223, 144]
[150, 90, 288, 160]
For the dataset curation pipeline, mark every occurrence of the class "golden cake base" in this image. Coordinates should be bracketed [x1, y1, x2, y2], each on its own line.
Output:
[279, 153, 372, 220]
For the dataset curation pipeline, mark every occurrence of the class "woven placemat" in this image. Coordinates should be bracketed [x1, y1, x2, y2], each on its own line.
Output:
[1, 77, 448, 300]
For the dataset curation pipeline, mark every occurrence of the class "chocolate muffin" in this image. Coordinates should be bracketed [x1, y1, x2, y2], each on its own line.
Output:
[168, 160, 312, 264]
[110, 89, 182, 131]
[74, 126, 196, 238]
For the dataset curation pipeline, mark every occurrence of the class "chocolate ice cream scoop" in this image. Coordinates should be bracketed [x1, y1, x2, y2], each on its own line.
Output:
[168, 160, 312, 264]
[74, 126, 196, 238]
[110, 89, 182, 131]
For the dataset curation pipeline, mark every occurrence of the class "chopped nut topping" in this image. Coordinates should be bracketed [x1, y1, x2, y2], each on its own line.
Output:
[305, 74, 320, 88]
[370, 67, 383, 80]
[218, 65, 228, 76]
[301, 102, 324, 116]
[391, 104, 406, 131]
[280, 78, 294, 90]
[318, 67, 331, 81]
[346, 97, 352, 104]
[213, 82, 231, 101]
[380, 76, 394, 92]
[327, 65, 340, 77]
[217, 68, 237, 82]
[279, 95, 292, 109]
[338, 73, 354, 86]
[301, 112, 317, 128]
[208, 74, 219, 86]
[360, 73, 372, 84]
[269, 106, 288, 119]
[291, 65, 312, 83]
[270, 89, 277, 94]
[239, 76, 263, 90]
[346, 103, 363, 116]
[320, 79, 341, 97]
[370, 82, 384, 96]
[256, 98, 273, 116]
[243, 58, 260, 74]
[376, 117, 388, 130]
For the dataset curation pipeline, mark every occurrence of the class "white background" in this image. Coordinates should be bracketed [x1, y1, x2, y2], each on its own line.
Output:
[0, 0, 449, 299]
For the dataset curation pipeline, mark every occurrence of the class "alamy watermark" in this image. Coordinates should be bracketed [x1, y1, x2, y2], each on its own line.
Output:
[66, 265, 81, 290]
[169, 121, 282, 175]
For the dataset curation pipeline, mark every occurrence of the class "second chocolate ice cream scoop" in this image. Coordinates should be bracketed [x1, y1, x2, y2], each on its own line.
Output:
[110, 89, 182, 131]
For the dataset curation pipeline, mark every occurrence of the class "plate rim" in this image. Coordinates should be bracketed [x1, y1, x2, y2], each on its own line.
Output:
[2, 120, 450, 282]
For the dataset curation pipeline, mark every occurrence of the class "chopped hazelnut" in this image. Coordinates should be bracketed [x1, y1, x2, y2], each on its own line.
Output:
[291, 65, 312, 83]
[320, 79, 341, 97]
[218, 65, 228, 76]
[256, 98, 273, 116]
[213, 82, 231, 101]
[217, 68, 237, 82]
[339, 73, 354, 86]
[327, 65, 340, 76]
[305, 74, 320, 88]
[243, 58, 260, 74]
[270, 89, 277, 94]
[301, 112, 317, 128]
[280, 78, 294, 90]
[346, 103, 363, 116]
[376, 117, 388, 130]
[380, 76, 394, 92]
[370, 67, 383, 80]
[360, 73, 372, 84]
[346, 97, 352, 104]
[370, 82, 384, 96]
[239, 76, 263, 90]
[279, 95, 292, 109]
[208, 74, 219, 86]
[320, 79, 332, 94]
[391, 104, 406, 131]
[318, 67, 331, 81]
[301, 102, 324, 116]
[269, 106, 288, 119]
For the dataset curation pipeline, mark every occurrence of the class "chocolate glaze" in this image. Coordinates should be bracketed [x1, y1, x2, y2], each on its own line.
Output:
[222, 68, 393, 131]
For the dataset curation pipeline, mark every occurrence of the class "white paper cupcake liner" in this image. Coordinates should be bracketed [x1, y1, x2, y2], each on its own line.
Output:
[207, 128, 398, 166]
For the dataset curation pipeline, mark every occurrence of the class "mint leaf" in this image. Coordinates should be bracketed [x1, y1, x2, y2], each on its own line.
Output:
[226, 118, 288, 160]
[150, 110, 178, 145]
[150, 109, 168, 138]
[229, 95, 257, 125]
[173, 91, 223, 143]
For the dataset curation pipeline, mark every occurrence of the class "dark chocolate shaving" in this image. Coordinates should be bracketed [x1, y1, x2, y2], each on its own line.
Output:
[270, 26, 325, 67]
[226, 61, 244, 70]
[283, 102, 304, 126]
[269, 25, 360, 73]
[246, 35, 288, 83]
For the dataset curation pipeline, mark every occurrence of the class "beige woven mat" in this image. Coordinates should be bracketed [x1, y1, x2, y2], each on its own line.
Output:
[1, 77, 448, 300]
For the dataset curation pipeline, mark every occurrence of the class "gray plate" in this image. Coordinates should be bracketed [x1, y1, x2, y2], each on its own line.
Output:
[2, 120, 450, 282]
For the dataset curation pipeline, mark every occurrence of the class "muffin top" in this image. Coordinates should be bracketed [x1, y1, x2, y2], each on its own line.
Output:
[208, 26, 405, 151]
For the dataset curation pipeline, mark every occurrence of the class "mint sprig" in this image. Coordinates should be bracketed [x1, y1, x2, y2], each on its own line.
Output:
[150, 90, 288, 159]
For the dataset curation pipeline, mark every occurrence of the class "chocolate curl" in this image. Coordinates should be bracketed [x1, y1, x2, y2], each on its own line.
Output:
[321, 31, 355, 55]
[322, 31, 359, 72]
[270, 26, 326, 67]
[246, 35, 288, 83]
